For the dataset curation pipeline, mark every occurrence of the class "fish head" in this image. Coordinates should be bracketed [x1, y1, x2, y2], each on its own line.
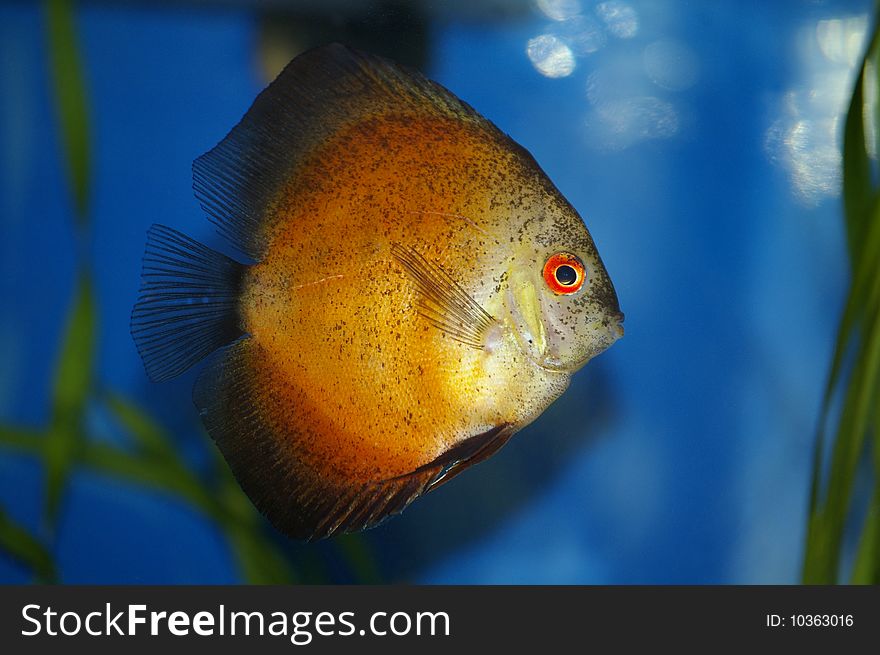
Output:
[502, 201, 623, 373]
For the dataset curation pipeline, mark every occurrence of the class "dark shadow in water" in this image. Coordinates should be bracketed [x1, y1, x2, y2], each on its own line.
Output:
[257, 1, 432, 81]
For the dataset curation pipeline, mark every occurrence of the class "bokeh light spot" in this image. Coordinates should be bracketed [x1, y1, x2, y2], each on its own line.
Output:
[643, 39, 700, 91]
[596, 1, 638, 39]
[527, 34, 577, 78]
[536, 0, 582, 22]
[765, 14, 869, 205]
[553, 15, 607, 55]
[585, 96, 679, 150]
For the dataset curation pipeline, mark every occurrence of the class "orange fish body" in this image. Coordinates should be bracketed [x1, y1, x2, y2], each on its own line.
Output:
[133, 45, 623, 539]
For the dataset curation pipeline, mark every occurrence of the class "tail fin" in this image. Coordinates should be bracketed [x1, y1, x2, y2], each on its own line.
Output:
[131, 224, 246, 382]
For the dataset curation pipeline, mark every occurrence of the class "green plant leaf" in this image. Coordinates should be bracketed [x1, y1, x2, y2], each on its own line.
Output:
[50, 273, 95, 428]
[0, 505, 56, 583]
[823, 304, 880, 572]
[80, 432, 301, 584]
[102, 392, 184, 465]
[45, 273, 95, 523]
[45, 0, 91, 222]
[819, 197, 880, 423]
[843, 58, 873, 259]
[0, 426, 46, 456]
[335, 534, 382, 584]
[79, 442, 215, 517]
[52, 274, 96, 422]
[214, 466, 261, 528]
[78, 406, 305, 585]
[850, 484, 880, 584]
[843, 18, 880, 258]
[805, 42, 873, 577]
[226, 529, 297, 584]
[861, 395, 880, 584]
[804, 262, 880, 583]
[803, 13, 880, 584]
[850, 319, 880, 585]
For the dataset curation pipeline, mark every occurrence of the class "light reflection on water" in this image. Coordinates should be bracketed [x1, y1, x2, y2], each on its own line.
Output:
[643, 38, 699, 92]
[527, 33, 577, 77]
[585, 95, 679, 150]
[765, 15, 869, 206]
[537, 0, 583, 22]
[596, 0, 639, 39]
[554, 14, 607, 55]
[583, 53, 679, 149]
[526, 0, 691, 150]
[529, 0, 869, 202]
[530, 0, 640, 77]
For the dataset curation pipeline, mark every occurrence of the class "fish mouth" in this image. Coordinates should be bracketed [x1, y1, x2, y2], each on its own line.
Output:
[505, 282, 624, 373]
[610, 311, 625, 339]
[534, 321, 623, 372]
[517, 308, 624, 374]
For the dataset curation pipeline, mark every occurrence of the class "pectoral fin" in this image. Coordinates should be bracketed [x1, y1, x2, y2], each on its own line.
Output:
[391, 243, 496, 350]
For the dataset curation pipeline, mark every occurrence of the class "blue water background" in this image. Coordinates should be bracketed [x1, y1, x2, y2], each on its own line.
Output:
[0, 0, 870, 583]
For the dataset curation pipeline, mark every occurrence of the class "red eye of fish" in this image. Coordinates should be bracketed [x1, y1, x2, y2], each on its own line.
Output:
[543, 253, 586, 295]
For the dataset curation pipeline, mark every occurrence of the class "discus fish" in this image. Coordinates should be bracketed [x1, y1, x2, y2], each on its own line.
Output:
[131, 44, 623, 540]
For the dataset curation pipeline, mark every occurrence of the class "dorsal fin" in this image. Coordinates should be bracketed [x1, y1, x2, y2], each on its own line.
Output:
[193, 43, 497, 261]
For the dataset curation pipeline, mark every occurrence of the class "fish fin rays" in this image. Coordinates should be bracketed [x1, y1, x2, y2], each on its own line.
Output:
[194, 340, 512, 540]
[131, 224, 245, 382]
[424, 424, 515, 491]
[193, 43, 498, 261]
[391, 243, 496, 349]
